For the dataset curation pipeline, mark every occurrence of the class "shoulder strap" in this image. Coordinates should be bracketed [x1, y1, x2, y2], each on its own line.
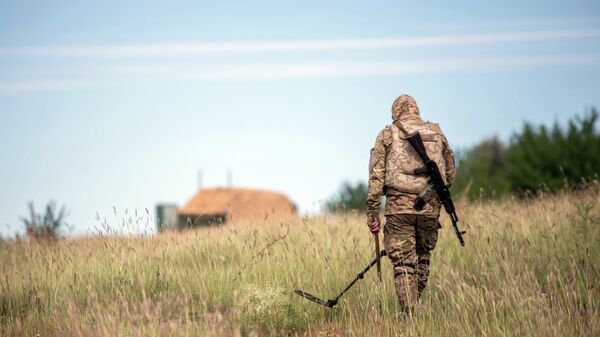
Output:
[393, 120, 410, 137]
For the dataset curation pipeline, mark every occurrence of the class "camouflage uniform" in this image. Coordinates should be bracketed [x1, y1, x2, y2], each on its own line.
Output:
[366, 95, 456, 310]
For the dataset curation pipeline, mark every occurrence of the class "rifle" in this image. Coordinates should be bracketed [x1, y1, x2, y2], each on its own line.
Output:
[407, 132, 466, 246]
[294, 250, 387, 308]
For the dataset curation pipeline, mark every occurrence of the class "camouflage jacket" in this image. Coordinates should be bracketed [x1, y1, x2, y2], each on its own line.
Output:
[366, 118, 456, 218]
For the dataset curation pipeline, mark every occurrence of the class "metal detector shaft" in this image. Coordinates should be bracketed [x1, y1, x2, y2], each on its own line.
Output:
[332, 249, 387, 302]
[294, 250, 387, 308]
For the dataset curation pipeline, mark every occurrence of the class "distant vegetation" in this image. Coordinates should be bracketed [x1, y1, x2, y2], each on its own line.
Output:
[453, 108, 599, 199]
[324, 181, 368, 212]
[20, 201, 69, 240]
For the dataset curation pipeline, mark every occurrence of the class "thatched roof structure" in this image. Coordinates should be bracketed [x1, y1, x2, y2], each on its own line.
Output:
[178, 188, 297, 224]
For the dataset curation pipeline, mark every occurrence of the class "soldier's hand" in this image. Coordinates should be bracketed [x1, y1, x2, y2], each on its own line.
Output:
[367, 213, 381, 234]
[369, 221, 381, 234]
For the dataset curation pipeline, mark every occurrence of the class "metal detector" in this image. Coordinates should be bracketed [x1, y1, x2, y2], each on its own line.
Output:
[294, 250, 387, 308]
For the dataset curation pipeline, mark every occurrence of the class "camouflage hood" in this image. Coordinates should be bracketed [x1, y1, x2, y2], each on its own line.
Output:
[391, 94, 420, 121]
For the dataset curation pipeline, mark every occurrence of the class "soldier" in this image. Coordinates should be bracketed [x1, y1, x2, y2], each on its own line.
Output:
[366, 94, 456, 312]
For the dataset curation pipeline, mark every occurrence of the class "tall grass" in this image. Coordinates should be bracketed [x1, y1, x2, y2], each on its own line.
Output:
[1, 185, 599, 336]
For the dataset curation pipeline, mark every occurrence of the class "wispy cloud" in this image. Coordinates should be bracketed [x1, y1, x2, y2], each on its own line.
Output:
[180, 54, 600, 80]
[2, 24, 599, 92]
[1, 29, 599, 58]
[1, 53, 598, 92]
[0, 79, 98, 93]
[426, 17, 600, 31]
[78, 54, 600, 80]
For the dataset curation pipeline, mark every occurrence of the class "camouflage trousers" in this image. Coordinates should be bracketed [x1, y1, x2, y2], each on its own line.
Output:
[384, 214, 441, 309]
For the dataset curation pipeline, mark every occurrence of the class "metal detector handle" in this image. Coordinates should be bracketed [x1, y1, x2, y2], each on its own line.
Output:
[374, 233, 382, 282]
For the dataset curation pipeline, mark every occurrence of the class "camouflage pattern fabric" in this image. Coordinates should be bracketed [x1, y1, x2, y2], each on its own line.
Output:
[384, 123, 447, 194]
[384, 214, 441, 309]
[391, 94, 420, 121]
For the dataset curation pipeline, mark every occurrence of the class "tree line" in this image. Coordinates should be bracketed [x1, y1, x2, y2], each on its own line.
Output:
[452, 108, 599, 199]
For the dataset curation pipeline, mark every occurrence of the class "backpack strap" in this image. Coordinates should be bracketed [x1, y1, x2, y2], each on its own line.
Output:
[389, 124, 400, 142]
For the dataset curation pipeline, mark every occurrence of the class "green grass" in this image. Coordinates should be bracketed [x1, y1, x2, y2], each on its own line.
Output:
[1, 185, 599, 336]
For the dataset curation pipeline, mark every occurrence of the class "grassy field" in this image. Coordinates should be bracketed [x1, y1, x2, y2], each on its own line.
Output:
[1, 185, 599, 337]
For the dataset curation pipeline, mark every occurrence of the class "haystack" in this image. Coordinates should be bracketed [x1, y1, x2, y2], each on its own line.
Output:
[178, 188, 297, 225]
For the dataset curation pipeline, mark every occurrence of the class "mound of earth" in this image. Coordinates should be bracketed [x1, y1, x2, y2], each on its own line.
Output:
[178, 187, 297, 224]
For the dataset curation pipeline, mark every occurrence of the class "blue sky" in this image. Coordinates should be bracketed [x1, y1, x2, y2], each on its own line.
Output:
[1, 1, 599, 237]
